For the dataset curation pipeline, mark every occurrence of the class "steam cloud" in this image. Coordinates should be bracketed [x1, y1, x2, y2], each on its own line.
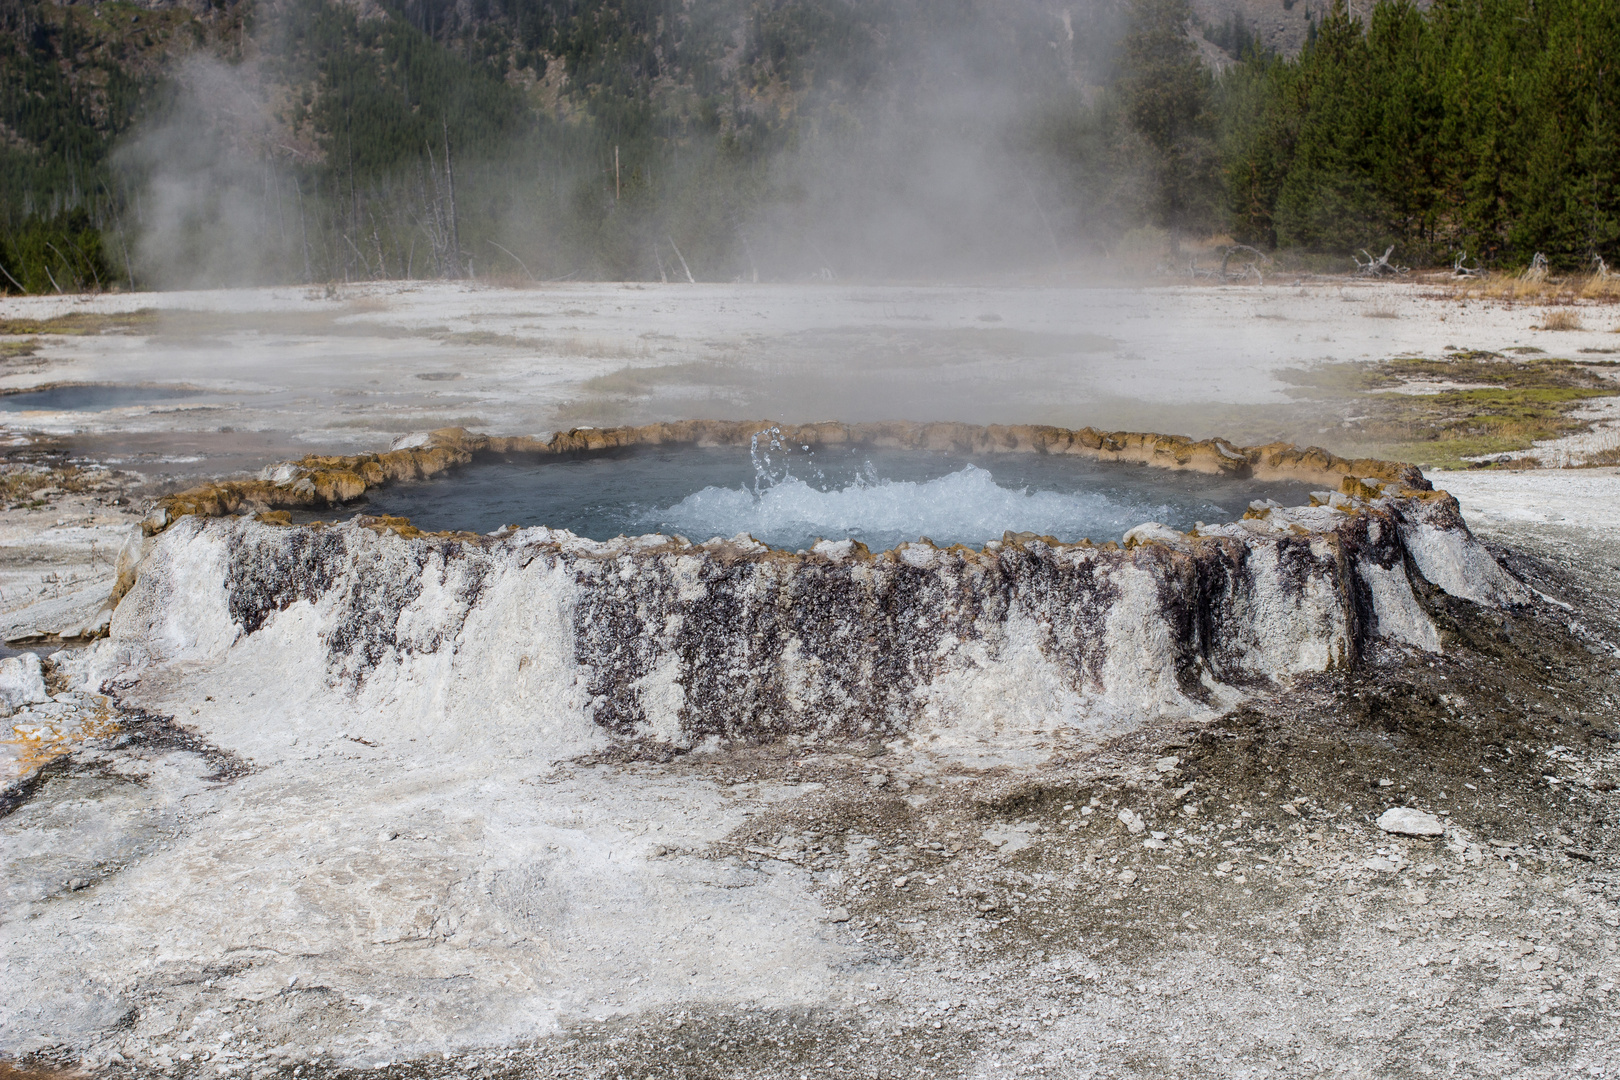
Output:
[116, 0, 1137, 286]
[117, 56, 300, 289]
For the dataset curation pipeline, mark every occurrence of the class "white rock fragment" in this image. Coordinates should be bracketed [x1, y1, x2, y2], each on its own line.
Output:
[1377, 807, 1446, 837]
[810, 538, 856, 561]
[1122, 522, 1182, 548]
[0, 652, 50, 714]
[1117, 808, 1146, 835]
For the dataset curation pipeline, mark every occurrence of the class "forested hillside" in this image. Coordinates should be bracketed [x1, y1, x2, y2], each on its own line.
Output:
[1223, 0, 1620, 268]
[0, 0, 244, 291]
[0, 0, 1615, 290]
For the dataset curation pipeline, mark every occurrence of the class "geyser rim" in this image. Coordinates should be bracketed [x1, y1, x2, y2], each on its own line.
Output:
[140, 419, 1435, 553]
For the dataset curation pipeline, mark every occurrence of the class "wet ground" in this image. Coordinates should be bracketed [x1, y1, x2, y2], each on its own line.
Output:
[0, 279, 1613, 462]
[0, 466, 1615, 1079]
[2, 283, 1619, 1078]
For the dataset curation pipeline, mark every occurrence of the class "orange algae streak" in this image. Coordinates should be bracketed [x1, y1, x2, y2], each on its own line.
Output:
[0, 1063, 88, 1079]
[1, 705, 120, 783]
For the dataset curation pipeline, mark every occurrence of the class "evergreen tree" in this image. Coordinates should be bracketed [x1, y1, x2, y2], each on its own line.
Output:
[1120, 0, 1219, 249]
[1220, 0, 1620, 268]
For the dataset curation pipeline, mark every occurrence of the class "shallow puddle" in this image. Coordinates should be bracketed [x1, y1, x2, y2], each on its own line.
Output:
[0, 385, 204, 413]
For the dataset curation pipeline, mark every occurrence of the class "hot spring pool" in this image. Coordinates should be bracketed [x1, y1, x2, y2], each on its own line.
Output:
[0, 384, 204, 412]
[352, 438, 1317, 549]
[136, 424, 1520, 749]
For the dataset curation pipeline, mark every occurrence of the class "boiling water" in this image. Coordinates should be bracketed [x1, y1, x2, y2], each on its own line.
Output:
[355, 435, 1313, 550]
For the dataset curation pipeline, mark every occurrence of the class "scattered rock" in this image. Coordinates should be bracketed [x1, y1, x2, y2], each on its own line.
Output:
[1117, 809, 1146, 835]
[825, 907, 851, 923]
[1118, 869, 1138, 885]
[1376, 807, 1445, 837]
[893, 876, 909, 889]
[0, 652, 49, 713]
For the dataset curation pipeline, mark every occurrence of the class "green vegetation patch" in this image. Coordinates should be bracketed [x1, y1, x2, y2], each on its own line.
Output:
[0, 309, 160, 336]
[1279, 354, 1620, 469]
[0, 464, 112, 507]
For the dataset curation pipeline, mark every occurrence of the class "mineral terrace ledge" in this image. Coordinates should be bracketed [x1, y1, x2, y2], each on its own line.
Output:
[90, 438, 1529, 753]
[139, 422, 1432, 538]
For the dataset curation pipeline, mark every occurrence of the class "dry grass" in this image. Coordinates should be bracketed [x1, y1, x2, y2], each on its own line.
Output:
[0, 465, 110, 507]
[1582, 274, 1620, 301]
[0, 309, 161, 336]
[1434, 271, 1620, 305]
[1538, 308, 1586, 332]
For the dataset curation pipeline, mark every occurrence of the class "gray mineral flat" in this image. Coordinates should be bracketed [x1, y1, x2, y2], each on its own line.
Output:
[1377, 808, 1446, 837]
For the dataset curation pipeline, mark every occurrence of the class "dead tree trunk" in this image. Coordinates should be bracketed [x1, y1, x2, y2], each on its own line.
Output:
[294, 176, 313, 284]
[668, 236, 695, 283]
[1354, 245, 1407, 276]
[443, 119, 462, 278]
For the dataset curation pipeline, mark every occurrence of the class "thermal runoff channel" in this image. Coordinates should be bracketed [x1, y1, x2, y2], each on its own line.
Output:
[357, 430, 1316, 550]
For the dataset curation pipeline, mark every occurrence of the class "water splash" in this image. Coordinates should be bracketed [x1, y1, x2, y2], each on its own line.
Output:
[645, 462, 1191, 550]
[356, 443, 1305, 548]
[748, 424, 829, 493]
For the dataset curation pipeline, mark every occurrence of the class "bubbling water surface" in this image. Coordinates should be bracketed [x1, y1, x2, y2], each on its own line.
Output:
[356, 434, 1315, 550]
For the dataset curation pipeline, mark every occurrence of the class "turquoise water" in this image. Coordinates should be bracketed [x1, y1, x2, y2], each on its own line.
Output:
[354, 439, 1313, 550]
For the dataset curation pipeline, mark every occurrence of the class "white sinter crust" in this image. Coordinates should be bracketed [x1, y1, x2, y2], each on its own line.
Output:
[80, 479, 1527, 758]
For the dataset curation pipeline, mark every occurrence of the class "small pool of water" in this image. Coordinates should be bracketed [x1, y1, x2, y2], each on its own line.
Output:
[0, 385, 205, 412]
[352, 439, 1316, 550]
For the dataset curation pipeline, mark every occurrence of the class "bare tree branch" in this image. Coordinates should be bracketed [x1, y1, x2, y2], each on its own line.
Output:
[1354, 245, 1407, 276]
